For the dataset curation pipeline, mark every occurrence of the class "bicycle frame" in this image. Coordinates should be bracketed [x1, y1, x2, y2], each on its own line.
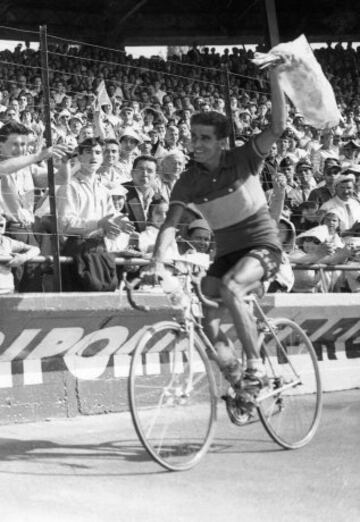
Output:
[125, 263, 310, 403]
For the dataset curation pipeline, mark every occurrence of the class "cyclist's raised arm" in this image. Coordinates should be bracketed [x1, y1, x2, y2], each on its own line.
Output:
[152, 203, 184, 263]
[254, 69, 287, 156]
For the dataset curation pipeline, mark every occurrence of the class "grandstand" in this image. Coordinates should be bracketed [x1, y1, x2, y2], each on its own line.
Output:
[0, 1, 360, 295]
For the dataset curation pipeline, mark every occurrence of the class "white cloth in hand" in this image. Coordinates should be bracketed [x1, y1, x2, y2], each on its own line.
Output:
[252, 34, 341, 129]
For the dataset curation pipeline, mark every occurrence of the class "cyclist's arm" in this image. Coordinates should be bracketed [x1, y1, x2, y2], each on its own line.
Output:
[152, 203, 184, 263]
[254, 69, 287, 156]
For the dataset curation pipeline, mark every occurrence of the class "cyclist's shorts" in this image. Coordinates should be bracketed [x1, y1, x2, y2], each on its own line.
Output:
[207, 246, 282, 282]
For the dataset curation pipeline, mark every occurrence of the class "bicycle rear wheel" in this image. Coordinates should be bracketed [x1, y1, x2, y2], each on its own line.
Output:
[128, 321, 217, 471]
[257, 317, 322, 449]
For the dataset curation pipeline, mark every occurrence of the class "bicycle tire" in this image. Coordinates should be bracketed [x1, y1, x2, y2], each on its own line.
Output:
[128, 321, 217, 471]
[257, 317, 322, 449]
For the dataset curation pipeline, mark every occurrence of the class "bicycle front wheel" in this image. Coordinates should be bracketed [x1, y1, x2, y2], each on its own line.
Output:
[258, 317, 322, 449]
[128, 321, 217, 471]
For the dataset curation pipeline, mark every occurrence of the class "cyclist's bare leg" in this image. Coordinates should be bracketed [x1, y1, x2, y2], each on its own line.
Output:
[201, 276, 239, 373]
[202, 276, 246, 386]
[221, 256, 264, 373]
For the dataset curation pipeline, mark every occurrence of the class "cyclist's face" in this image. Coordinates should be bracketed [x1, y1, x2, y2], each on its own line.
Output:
[190, 124, 225, 168]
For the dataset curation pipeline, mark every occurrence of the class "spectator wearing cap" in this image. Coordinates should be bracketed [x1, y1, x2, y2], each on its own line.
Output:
[290, 225, 343, 293]
[294, 159, 317, 196]
[56, 109, 71, 142]
[119, 105, 141, 132]
[308, 158, 341, 206]
[288, 160, 317, 228]
[320, 171, 360, 230]
[185, 218, 212, 255]
[116, 127, 142, 180]
[122, 155, 161, 233]
[340, 138, 360, 167]
[260, 142, 278, 192]
[68, 113, 84, 141]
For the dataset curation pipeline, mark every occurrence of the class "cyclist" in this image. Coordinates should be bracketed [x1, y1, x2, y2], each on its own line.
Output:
[151, 69, 287, 397]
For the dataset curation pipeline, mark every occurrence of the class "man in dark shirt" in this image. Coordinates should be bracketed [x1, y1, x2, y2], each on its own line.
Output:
[308, 157, 341, 206]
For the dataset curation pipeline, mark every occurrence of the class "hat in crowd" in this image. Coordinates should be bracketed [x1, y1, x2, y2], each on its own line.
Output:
[58, 109, 71, 119]
[340, 164, 360, 176]
[334, 173, 356, 186]
[239, 109, 252, 117]
[187, 219, 212, 233]
[321, 208, 344, 223]
[69, 113, 83, 123]
[294, 112, 304, 120]
[119, 127, 142, 144]
[120, 104, 134, 114]
[109, 185, 128, 197]
[296, 225, 328, 244]
[279, 156, 294, 168]
[296, 159, 313, 171]
[324, 157, 341, 174]
[343, 138, 360, 149]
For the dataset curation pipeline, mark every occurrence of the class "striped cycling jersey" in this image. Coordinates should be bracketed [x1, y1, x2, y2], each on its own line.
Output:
[170, 138, 282, 257]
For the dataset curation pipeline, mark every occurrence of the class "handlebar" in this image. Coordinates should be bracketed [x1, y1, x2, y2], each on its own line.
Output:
[123, 259, 219, 312]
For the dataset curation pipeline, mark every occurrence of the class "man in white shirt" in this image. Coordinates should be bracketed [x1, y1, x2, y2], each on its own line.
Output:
[0, 121, 68, 290]
[57, 137, 134, 255]
[320, 172, 360, 230]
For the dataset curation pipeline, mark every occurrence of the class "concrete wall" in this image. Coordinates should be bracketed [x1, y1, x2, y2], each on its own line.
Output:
[0, 292, 359, 424]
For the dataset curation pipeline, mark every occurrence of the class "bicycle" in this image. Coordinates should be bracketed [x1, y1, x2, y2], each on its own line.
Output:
[124, 260, 322, 471]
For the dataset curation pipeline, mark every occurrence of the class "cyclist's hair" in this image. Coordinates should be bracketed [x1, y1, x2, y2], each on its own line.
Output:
[0, 121, 30, 142]
[78, 137, 104, 154]
[132, 154, 157, 170]
[190, 111, 231, 139]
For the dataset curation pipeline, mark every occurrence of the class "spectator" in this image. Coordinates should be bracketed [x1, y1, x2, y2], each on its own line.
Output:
[137, 196, 179, 259]
[183, 218, 212, 255]
[0, 214, 40, 293]
[155, 151, 186, 202]
[0, 121, 68, 290]
[320, 172, 360, 230]
[290, 228, 338, 293]
[57, 137, 134, 260]
[97, 138, 132, 188]
[308, 157, 342, 206]
[122, 155, 161, 232]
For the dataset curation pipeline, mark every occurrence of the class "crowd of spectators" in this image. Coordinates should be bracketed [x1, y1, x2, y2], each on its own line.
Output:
[1, 39, 360, 293]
